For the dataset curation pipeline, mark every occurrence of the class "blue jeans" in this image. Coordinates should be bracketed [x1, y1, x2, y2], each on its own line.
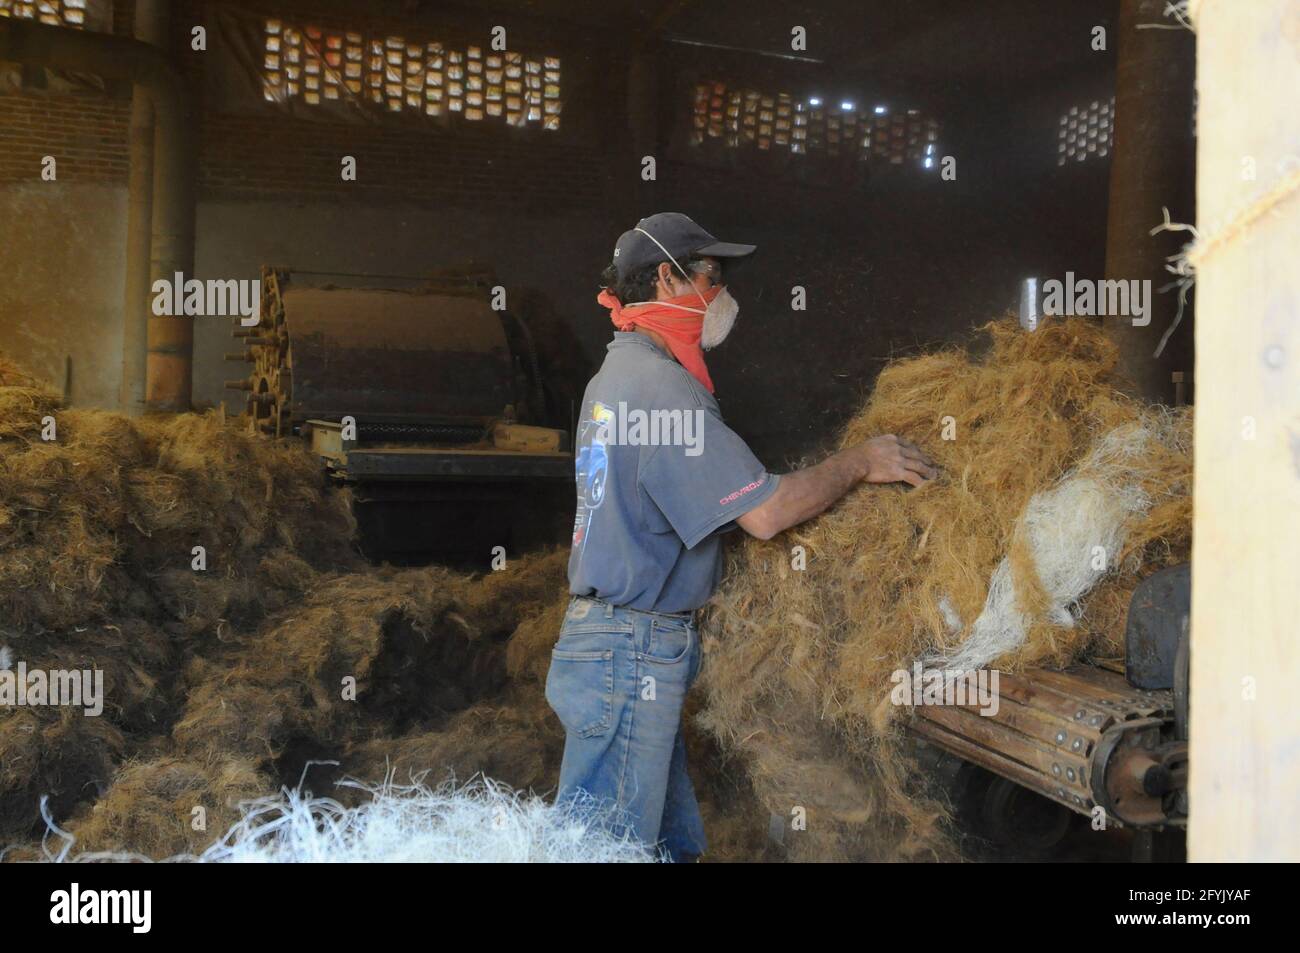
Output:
[545, 596, 706, 861]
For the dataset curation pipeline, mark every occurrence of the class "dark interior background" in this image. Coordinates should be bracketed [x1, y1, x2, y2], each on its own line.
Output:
[0, 0, 1128, 466]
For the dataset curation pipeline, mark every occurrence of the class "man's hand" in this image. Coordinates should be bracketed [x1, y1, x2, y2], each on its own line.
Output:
[856, 434, 938, 487]
[738, 435, 938, 540]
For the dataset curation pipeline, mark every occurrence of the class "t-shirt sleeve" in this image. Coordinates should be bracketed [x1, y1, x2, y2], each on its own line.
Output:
[639, 401, 781, 550]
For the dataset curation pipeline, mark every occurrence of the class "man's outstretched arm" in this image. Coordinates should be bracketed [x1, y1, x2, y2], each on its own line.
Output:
[737, 435, 937, 541]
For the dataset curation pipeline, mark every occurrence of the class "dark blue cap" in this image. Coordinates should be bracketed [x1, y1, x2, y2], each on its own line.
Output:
[611, 212, 756, 282]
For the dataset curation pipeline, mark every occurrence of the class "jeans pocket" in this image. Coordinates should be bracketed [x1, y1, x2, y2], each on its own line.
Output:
[643, 618, 693, 665]
[546, 647, 614, 738]
[688, 637, 702, 687]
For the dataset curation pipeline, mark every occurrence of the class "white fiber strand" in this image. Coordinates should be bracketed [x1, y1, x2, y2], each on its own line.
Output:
[43, 778, 655, 864]
[928, 423, 1159, 672]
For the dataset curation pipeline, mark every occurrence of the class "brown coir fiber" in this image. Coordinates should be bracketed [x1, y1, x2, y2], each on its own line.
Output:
[0, 376, 359, 634]
[0, 706, 125, 839]
[55, 757, 270, 859]
[343, 687, 562, 795]
[333, 551, 576, 797]
[696, 317, 1192, 861]
[0, 353, 358, 842]
[171, 559, 546, 765]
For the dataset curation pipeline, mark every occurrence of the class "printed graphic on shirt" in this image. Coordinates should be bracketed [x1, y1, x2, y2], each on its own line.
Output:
[571, 400, 615, 555]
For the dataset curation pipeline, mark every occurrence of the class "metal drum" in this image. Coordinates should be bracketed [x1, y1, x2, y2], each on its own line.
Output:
[228, 268, 515, 435]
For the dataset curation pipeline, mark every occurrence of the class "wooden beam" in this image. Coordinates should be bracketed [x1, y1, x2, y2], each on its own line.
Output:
[1189, 0, 1300, 861]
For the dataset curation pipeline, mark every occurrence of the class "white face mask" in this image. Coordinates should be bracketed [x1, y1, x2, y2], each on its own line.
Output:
[700, 285, 739, 350]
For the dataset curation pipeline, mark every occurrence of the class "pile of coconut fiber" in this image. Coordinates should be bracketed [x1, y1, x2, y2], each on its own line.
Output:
[0, 353, 359, 839]
[2, 316, 1191, 863]
[67, 542, 763, 861]
[695, 317, 1192, 861]
[0, 354, 539, 855]
[0, 353, 765, 862]
[42, 549, 590, 860]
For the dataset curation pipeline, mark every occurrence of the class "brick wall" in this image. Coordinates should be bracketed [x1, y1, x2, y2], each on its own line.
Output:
[0, 0, 618, 212]
[198, 113, 609, 211]
[0, 93, 129, 183]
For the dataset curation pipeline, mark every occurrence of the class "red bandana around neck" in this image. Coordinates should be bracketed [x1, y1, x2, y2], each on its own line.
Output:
[597, 285, 721, 393]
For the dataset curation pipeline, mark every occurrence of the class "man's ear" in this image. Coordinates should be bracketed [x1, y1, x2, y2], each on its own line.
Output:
[656, 261, 673, 288]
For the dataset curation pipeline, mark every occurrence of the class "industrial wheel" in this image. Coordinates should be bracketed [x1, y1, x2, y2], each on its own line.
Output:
[979, 776, 1073, 854]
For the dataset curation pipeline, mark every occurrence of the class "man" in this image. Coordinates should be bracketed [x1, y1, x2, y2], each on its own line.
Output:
[547, 212, 937, 860]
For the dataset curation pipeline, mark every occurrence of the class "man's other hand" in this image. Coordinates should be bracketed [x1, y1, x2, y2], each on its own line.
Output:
[858, 434, 938, 487]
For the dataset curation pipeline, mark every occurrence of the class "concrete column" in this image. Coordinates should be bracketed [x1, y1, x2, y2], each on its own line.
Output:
[119, 0, 168, 414]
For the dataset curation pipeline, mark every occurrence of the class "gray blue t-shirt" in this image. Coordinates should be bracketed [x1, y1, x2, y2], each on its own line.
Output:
[568, 331, 780, 613]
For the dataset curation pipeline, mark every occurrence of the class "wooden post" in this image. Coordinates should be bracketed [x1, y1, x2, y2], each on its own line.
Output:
[1189, 0, 1300, 861]
[1104, 0, 1196, 402]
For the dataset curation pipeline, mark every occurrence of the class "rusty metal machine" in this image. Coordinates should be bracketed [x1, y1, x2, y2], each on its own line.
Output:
[912, 564, 1191, 858]
[225, 266, 572, 560]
